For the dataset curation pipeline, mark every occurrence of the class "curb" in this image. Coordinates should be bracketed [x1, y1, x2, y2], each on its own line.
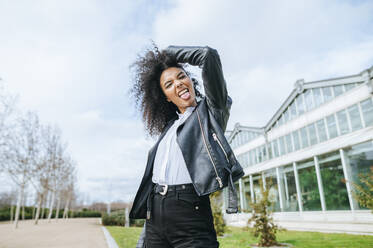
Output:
[102, 226, 119, 248]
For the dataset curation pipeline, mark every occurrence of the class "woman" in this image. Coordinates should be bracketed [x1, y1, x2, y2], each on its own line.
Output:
[129, 45, 244, 248]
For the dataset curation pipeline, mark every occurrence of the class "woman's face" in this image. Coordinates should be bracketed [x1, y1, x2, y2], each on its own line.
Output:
[160, 67, 197, 114]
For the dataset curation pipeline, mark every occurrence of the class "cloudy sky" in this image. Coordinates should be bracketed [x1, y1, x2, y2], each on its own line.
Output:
[1, 0, 373, 204]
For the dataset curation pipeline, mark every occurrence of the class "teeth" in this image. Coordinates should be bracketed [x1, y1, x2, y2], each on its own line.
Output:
[178, 89, 188, 97]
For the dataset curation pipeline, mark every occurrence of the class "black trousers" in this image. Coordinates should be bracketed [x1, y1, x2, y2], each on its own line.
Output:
[145, 184, 219, 248]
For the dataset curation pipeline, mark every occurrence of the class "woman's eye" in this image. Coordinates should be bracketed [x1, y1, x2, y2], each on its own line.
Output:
[165, 83, 171, 88]
[179, 75, 186, 79]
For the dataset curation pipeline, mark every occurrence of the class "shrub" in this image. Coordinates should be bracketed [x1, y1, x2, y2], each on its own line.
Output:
[102, 212, 125, 226]
[210, 191, 226, 236]
[351, 166, 373, 212]
[130, 218, 145, 227]
[247, 179, 282, 247]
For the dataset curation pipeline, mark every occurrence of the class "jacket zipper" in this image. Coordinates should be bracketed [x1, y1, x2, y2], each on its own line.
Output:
[212, 133, 230, 163]
[196, 109, 223, 188]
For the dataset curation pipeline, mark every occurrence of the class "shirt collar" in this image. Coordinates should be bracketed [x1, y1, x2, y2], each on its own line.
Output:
[176, 106, 195, 119]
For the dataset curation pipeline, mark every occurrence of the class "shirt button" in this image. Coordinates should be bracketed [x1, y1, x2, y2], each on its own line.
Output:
[195, 206, 199, 210]
[182, 185, 186, 189]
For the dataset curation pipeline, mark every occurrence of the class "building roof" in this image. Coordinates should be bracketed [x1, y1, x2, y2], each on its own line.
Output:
[228, 65, 373, 142]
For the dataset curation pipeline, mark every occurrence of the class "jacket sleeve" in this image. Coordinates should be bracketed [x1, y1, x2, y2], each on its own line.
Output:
[166, 45, 232, 131]
[166, 46, 228, 109]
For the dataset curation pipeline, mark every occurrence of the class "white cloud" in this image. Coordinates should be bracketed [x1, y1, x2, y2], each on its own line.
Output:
[153, 0, 373, 128]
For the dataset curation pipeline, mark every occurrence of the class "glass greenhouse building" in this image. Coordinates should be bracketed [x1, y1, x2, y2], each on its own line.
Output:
[224, 65, 373, 227]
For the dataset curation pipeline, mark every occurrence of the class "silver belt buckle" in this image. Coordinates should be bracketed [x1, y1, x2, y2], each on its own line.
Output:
[159, 184, 168, 195]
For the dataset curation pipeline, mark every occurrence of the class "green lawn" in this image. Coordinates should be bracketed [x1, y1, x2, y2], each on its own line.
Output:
[106, 226, 373, 248]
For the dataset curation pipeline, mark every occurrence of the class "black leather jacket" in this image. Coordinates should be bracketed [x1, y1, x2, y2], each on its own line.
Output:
[129, 46, 244, 219]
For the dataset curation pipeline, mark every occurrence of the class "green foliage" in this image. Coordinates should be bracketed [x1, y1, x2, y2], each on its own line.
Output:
[321, 167, 349, 210]
[102, 212, 125, 226]
[248, 179, 282, 247]
[298, 167, 321, 211]
[129, 218, 145, 227]
[351, 166, 373, 212]
[210, 191, 226, 236]
[72, 209, 101, 218]
[0, 206, 101, 221]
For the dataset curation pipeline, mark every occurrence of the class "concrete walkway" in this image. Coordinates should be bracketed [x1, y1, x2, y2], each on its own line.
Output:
[0, 218, 108, 248]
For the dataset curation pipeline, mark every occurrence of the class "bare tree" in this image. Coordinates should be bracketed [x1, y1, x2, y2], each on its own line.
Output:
[2, 112, 42, 228]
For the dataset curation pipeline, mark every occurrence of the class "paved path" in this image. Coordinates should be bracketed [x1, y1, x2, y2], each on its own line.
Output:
[0, 218, 108, 248]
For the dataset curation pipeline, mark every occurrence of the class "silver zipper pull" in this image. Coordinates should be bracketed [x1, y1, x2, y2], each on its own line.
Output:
[216, 177, 223, 188]
[212, 133, 218, 140]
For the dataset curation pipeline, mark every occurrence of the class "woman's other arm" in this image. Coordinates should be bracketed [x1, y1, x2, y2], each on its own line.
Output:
[166, 46, 231, 131]
[165, 46, 229, 110]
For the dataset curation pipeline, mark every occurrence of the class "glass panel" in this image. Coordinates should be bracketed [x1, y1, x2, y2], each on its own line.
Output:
[290, 102, 297, 119]
[297, 159, 322, 211]
[344, 83, 355, 91]
[263, 169, 281, 212]
[333, 85, 344, 97]
[316, 119, 328, 142]
[304, 90, 314, 111]
[262, 145, 267, 161]
[267, 143, 273, 160]
[296, 95, 305, 115]
[326, 114, 338, 139]
[243, 177, 252, 210]
[345, 141, 373, 209]
[278, 164, 299, 211]
[322, 87, 333, 102]
[279, 136, 286, 155]
[285, 134, 293, 153]
[300, 127, 309, 148]
[284, 109, 289, 123]
[253, 149, 258, 164]
[361, 98, 373, 126]
[292, 130, 301, 151]
[250, 150, 255, 165]
[312, 88, 323, 107]
[307, 123, 318, 145]
[318, 151, 350, 210]
[257, 147, 262, 163]
[252, 174, 262, 203]
[337, 109, 350, 135]
[272, 140, 279, 157]
[347, 104, 363, 131]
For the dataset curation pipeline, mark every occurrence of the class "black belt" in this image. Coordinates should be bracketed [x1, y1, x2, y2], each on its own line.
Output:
[153, 183, 195, 195]
[146, 183, 196, 220]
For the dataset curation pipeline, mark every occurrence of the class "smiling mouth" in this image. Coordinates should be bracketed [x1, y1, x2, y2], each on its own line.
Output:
[178, 88, 191, 100]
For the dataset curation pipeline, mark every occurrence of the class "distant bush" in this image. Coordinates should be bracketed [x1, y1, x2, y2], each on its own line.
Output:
[0, 206, 101, 221]
[130, 218, 145, 227]
[102, 212, 125, 226]
[72, 209, 102, 218]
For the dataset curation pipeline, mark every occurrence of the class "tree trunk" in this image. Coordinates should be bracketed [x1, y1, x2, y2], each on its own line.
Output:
[63, 197, 70, 219]
[14, 185, 24, 229]
[55, 196, 61, 221]
[32, 205, 35, 220]
[41, 190, 48, 219]
[21, 193, 25, 221]
[10, 204, 14, 222]
[34, 194, 42, 225]
[47, 190, 55, 222]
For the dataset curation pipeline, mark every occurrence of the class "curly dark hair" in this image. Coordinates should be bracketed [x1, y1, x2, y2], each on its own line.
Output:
[130, 45, 202, 137]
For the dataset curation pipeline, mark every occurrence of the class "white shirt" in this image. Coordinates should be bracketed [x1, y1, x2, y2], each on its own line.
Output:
[152, 106, 195, 185]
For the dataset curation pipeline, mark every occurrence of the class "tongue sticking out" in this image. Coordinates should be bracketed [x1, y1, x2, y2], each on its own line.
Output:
[180, 91, 190, 100]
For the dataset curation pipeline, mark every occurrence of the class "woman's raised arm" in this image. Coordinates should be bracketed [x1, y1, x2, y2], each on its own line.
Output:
[165, 46, 229, 111]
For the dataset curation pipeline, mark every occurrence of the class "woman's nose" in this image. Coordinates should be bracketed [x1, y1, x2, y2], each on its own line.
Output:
[175, 80, 183, 87]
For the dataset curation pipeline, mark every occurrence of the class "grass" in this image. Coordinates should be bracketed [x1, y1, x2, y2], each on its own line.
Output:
[106, 226, 373, 248]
